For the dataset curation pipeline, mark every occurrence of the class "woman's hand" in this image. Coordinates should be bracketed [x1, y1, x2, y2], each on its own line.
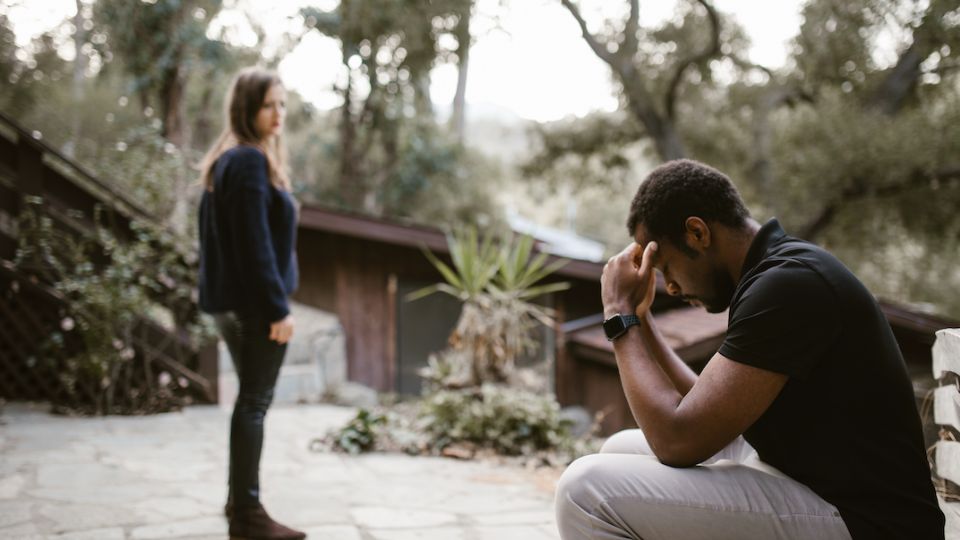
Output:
[601, 241, 658, 319]
[269, 314, 295, 344]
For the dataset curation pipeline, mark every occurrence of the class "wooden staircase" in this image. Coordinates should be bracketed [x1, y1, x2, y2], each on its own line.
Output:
[0, 111, 216, 412]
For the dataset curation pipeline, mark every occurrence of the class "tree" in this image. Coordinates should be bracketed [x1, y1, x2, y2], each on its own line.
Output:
[530, 0, 960, 315]
[92, 0, 251, 233]
[300, 0, 474, 213]
[559, 0, 733, 161]
[93, 0, 225, 148]
[0, 14, 70, 119]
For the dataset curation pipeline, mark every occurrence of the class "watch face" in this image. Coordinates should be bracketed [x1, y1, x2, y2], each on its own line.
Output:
[603, 315, 626, 339]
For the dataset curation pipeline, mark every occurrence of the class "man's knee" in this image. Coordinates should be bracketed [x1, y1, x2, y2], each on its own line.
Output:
[555, 454, 607, 537]
[556, 454, 595, 507]
[556, 454, 631, 517]
[599, 428, 652, 455]
[556, 454, 664, 538]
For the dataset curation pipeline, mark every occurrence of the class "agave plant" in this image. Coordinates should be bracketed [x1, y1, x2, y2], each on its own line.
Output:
[408, 226, 570, 387]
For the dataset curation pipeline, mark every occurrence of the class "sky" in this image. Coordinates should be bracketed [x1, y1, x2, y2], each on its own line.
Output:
[7, 0, 804, 123]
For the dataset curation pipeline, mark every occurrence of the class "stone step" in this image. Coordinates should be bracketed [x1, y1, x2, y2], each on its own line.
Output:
[938, 440, 960, 487]
[934, 329, 960, 379]
[936, 385, 960, 432]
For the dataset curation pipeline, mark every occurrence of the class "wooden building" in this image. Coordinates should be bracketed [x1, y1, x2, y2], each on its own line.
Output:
[293, 204, 607, 395]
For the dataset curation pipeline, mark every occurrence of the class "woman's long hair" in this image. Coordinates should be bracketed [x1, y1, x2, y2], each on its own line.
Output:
[198, 67, 291, 191]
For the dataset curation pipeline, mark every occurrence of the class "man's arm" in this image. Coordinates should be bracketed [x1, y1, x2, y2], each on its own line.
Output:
[635, 311, 698, 395]
[602, 242, 787, 467]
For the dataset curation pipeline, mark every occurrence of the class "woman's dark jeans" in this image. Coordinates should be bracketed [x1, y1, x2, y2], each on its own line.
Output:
[214, 312, 287, 509]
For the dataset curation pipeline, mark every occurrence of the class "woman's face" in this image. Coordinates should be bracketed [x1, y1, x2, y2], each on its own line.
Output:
[255, 84, 286, 140]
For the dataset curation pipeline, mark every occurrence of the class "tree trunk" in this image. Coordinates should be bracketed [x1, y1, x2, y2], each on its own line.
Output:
[414, 72, 433, 119]
[451, 10, 471, 144]
[338, 71, 361, 209]
[870, 43, 924, 116]
[868, 2, 946, 116]
[622, 80, 687, 161]
[159, 62, 187, 147]
[192, 78, 215, 151]
[64, 0, 87, 158]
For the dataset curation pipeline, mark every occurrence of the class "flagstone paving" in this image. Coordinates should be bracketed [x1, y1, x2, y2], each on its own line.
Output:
[3, 401, 960, 539]
[0, 402, 561, 540]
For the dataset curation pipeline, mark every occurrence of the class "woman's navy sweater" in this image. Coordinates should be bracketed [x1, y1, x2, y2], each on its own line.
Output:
[198, 145, 298, 322]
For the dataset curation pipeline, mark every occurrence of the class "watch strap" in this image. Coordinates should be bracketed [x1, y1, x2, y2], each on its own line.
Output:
[604, 313, 642, 341]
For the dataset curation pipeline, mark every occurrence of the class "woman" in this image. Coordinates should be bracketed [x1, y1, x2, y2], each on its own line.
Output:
[197, 67, 303, 540]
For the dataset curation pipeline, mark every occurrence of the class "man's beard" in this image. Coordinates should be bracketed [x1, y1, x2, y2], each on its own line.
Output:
[701, 268, 736, 313]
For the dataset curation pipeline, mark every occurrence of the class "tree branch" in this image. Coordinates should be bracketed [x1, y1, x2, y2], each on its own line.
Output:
[729, 54, 776, 81]
[621, 0, 639, 59]
[559, 0, 616, 65]
[665, 0, 721, 121]
[869, 2, 948, 115]
[799, 165, 960, 240]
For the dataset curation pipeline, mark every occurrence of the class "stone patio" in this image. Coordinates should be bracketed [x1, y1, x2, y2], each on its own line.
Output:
[2, 401, 960, 540]
[0, 402, 561, 540]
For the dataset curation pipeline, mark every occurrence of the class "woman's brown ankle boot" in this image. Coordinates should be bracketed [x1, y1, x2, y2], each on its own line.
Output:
[228, 503, 306, 540]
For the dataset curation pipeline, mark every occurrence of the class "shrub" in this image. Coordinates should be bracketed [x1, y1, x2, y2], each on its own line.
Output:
[408, 227, 570, 386]
[13, 198, 215, 414]
[327, 409, 387, 454]
[418, 384, 573, 456]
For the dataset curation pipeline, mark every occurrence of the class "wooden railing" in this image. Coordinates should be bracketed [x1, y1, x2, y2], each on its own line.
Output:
[0, 111, 216, 412]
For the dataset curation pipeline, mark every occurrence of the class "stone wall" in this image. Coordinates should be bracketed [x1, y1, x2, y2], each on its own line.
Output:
[217, 301, 347, 406]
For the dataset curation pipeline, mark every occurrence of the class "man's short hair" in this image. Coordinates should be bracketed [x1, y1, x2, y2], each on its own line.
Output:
[626, 159, 750, 253]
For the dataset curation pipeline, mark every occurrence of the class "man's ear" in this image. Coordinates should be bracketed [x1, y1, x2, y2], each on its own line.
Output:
[684, 217, 711, 249]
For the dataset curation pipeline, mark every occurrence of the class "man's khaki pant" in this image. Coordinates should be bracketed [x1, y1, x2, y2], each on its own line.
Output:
[555, 429, 852, 540]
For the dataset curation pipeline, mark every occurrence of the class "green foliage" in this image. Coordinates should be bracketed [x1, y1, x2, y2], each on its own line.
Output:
[493, 233, 572, 302]
[528, 0, 960, 318]
[409, 227, 569, 386]
[523, 112, 645, 195]
[0, 13, 70, 117]
[411, 226, 500, 302]
[318, 389, 599, 463]
[419, 384, 573, 455]
[93, 0, 225, 127]
[299, 0, 487, 217]
[328, 409, 387, 454]
[792, 0, 877, 94]
[14, 199, 214, 414]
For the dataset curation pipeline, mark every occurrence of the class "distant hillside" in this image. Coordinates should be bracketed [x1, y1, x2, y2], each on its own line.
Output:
[436, 102, 536, 165]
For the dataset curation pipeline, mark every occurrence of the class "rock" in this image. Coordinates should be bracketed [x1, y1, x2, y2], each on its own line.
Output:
[330, 382, 379, 409]
[441, 442, 477, 460]
[559, 406, 593, 438]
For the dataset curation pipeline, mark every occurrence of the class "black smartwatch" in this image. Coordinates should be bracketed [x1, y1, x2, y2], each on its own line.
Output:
[602, 313, 641, 341]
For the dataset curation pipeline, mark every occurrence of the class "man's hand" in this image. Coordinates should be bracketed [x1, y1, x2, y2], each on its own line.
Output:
[269, 314, 295, 344]
[601, 241, 658, 319]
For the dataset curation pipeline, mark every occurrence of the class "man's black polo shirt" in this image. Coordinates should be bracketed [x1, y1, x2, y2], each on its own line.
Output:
[718, 219, 944, 539]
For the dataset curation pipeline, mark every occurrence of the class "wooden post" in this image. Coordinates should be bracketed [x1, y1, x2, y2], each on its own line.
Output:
[16, 136, 45, 210]
[554, 295, 569, 404]
[386, 273, 398, 392]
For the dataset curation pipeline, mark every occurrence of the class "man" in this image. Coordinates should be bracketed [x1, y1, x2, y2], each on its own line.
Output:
[555, 159, 944, 539]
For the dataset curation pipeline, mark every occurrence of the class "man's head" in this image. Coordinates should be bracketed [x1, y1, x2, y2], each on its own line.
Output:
[626, 159, 751, 313]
